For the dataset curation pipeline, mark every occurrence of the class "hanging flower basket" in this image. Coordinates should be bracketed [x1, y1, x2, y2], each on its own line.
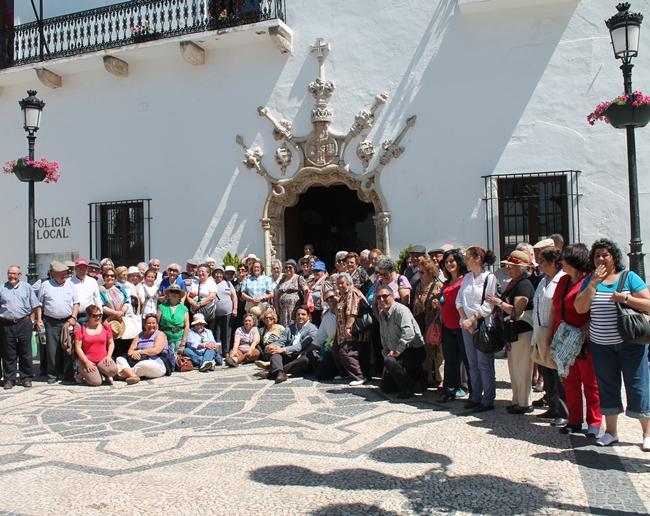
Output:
[604, 103, 650, 128]
[588, 91, 650, 128]
[3, 157, 60, 183]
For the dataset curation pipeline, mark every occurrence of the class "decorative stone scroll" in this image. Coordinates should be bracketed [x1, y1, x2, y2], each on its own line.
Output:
[237, 38, 416, 264]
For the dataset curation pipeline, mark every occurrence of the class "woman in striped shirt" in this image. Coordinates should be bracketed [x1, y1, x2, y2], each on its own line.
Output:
[575, 239, 650, 451]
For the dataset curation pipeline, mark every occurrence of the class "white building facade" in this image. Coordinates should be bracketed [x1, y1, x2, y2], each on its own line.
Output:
[0, 0, 649, 274]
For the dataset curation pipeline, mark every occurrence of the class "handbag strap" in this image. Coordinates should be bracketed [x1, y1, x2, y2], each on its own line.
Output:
[560, 275, 572, 321]
[615, 270, 629, 295]
[480, 273, 492, 305]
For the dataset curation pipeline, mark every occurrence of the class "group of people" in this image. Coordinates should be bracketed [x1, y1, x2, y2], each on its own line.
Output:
[0, 237, 648, 451]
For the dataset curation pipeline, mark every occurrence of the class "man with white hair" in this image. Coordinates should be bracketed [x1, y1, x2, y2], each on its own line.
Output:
[0, 265, 41, 389]
[70, 258, 101, 324]
[148, 258, 163, 286]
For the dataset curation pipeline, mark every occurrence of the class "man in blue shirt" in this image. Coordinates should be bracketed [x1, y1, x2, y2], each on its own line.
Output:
[182, 313, 223, 371]
[0, 265, 42, 389]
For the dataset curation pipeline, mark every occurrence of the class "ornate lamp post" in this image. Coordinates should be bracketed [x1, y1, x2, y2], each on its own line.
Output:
[606, 2, 645, 279]
[18, 90, 45, 285]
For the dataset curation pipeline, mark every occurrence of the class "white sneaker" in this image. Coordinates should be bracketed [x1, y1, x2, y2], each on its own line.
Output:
[642, 436, 650, 452]
[349, 379, 367, 387]
[199, 361, 213, 372]
[596, 432, 619, 447]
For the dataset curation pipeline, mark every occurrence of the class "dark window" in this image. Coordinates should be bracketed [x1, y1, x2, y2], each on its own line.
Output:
[89, 199, 151, 264]
[483, 171, 581, 258]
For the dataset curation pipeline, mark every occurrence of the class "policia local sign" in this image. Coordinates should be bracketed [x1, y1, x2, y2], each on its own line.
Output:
[35, 216, 71, 239]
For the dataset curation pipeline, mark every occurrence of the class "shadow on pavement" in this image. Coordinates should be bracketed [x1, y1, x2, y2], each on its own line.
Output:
[533, 448, 650, 473]
[250, 446, 593, 515]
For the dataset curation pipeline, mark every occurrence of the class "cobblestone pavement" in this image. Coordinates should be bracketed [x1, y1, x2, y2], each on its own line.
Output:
[0, 358, 648, 515]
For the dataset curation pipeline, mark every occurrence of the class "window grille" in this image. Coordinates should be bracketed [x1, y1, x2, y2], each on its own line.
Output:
[89, 199, 152, 264]
[482, 171, 581, 258]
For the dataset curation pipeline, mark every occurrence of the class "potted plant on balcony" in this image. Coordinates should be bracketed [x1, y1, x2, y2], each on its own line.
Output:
[3, 157, 60, 183]
[131, 21, 159, 43]
[587, 91, 650, 128]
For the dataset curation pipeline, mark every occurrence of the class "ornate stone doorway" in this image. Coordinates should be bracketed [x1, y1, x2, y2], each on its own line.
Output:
[236, 37, 415, 268]
[284, 185, 376, 265]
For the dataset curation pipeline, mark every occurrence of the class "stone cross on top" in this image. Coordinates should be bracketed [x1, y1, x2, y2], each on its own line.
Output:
[310, 38, 330, 79]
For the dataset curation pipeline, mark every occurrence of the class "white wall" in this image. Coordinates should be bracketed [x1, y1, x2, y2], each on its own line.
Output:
[1, 0, 649, 271]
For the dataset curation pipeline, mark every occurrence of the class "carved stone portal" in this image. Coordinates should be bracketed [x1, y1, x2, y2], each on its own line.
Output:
[236, 38, 416, 265]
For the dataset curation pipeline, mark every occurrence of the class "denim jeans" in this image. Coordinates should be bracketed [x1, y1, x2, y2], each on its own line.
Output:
[590, 342, 650, 419]
[462, 329, 496, 406]
[183, 346, 222, 367]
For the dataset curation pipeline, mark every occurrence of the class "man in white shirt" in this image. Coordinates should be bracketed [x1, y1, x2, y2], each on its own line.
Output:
[70, 258, 101, 324]
[38, 261, 79, 384]
[149, 258, 163, 286]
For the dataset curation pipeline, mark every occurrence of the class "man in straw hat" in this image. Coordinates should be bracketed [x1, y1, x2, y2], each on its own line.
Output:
[183, 313, 222, 372]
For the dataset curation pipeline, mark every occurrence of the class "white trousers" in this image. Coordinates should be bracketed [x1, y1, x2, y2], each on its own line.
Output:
[116, 356, 166, 379]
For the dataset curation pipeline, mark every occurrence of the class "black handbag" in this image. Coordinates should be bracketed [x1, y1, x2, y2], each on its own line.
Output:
[472, 274, 504, 353]
[615, 271, 650, 345]
[351, 300, 374, 336]
[503, 319, 519, 343]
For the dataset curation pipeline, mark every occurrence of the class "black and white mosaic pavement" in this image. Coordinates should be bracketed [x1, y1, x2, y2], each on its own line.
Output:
[0, 360, 648, 515]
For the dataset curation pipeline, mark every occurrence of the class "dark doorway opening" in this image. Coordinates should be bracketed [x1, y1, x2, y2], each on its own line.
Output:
[284, 185, 376, 268]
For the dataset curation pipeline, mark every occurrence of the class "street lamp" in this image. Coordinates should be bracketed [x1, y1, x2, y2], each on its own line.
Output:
[18, 90, 45, 285]
[606, 2, 645, 280]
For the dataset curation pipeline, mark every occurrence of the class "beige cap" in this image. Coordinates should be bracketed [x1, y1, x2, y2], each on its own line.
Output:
[50, 261, 68, 273]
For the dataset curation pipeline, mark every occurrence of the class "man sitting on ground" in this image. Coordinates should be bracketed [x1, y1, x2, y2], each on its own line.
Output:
[182, 314, 222, 371]
[376, 285, 425, 399]
[259, 306, 317, 384]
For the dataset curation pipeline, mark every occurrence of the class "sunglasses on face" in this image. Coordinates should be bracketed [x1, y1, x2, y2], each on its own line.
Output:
[376, 294, 391, 300]
[104, 274, 115, 278]
[88, 313, 102, 319]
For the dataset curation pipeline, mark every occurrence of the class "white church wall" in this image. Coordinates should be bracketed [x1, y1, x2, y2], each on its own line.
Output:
[1, 0, 649, 271]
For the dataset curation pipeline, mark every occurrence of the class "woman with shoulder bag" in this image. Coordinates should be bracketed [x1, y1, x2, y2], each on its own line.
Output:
[550, 243, 602, 437]
[438, 249, 469, 402]
[488, 249, 536, 415]
[187, 264, 218, 327]
[413, 256, 443, 388]
[530, 247, 566, 425]
[456, 245, 498, 412]
[575, 238, 650, 450]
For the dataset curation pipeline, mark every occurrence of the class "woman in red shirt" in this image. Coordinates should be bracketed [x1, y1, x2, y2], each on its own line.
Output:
[74, 304, 118, 386]
[549, 244, 602, 436]
[438, 249, 468, 402]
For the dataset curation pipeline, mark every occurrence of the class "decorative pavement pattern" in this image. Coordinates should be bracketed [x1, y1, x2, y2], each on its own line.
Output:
[0, 359, 649, 515]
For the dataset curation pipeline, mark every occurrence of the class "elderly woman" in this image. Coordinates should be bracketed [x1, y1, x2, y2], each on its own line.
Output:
[307, 261, 328, 326]
[413, 257, 443, 389]
[333, 272, 371, 386]
[158, 263, 186, 303]
[374, 257, 412, 305]
[187, 264, 217, 326]
[488, 249, 536, 414]
[438, 249, 469, 402]
[141, 269, 159, 318]
[346, 252, 371, 293]
[211, 265, 238, 356]
[256, 307, 285, 366]
[550, 244, 601, 436]
[270, 259, 283, 288]
[456, 246, 498, 412]
[115, 314, 168, 383]
[157, 284, 189, 352]
[575, 239, 650, 450]
[115, 266, 129, 289]
[274, 259, 309, 327]
[124, 266, 143, 314]
[100, 267, 133, 356]
[241, 259, 274, 319]
[530, 247, 567, 425]
[74, 304, 118, 386]
[225, 313, 261, 367]
[183, 313, 222, 372]
[230, 264, 249, 346]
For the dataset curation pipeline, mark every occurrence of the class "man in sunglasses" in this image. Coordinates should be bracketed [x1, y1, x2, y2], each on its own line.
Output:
[376, 285, 425, 399]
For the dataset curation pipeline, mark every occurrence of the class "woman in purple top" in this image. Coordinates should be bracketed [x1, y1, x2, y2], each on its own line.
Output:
[115, 314, 168, 383]
[373, 257, 412, 305]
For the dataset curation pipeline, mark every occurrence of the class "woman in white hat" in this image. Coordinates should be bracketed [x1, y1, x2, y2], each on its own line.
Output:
[184, 313, 222, 371]
[488, 249, 536, 414]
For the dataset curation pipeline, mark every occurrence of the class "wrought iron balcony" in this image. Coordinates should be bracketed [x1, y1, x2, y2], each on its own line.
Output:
[0, 0, 286, 70]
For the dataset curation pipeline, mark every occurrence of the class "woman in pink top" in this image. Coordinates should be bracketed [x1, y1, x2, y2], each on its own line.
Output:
[74, 304, 118, 386]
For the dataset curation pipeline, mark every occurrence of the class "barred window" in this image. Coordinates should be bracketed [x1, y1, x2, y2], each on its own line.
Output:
[89, 199, 151, 264]
[483, 171, 581, 258]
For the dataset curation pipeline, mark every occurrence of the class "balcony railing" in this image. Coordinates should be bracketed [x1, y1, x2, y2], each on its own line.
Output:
[0, 0, 286, 70]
